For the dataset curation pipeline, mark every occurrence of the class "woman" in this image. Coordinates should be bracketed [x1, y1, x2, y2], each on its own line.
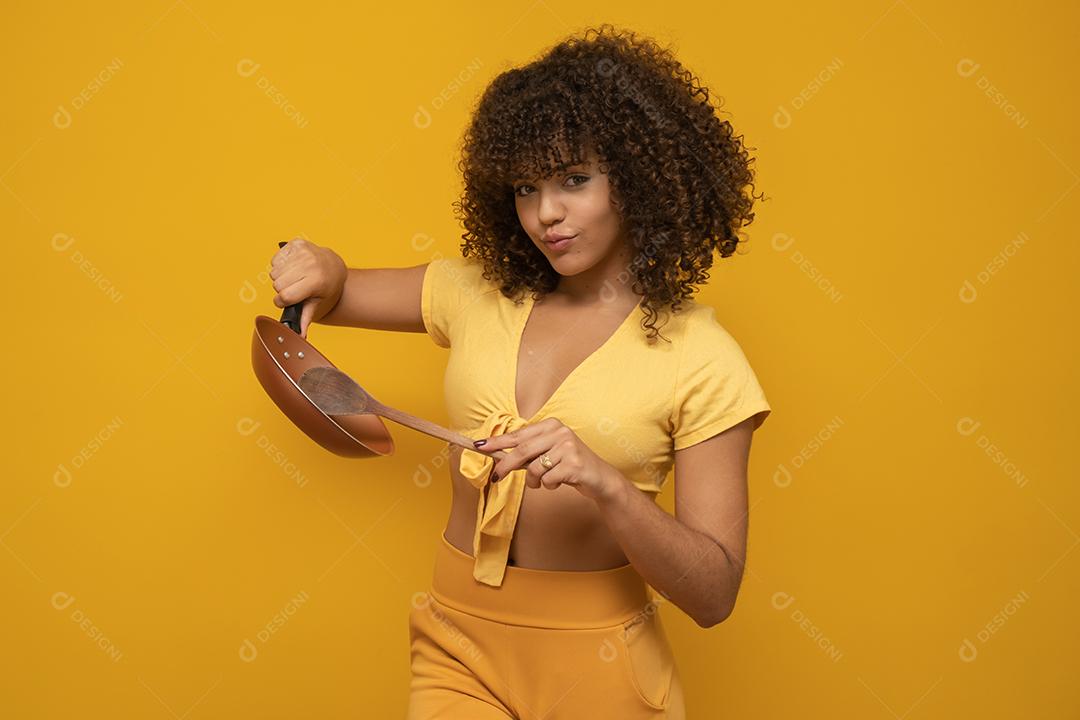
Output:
[270, 24, 771, 719]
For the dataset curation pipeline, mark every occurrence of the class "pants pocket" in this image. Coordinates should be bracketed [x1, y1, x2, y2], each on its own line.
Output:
[618, 610, 675, 710]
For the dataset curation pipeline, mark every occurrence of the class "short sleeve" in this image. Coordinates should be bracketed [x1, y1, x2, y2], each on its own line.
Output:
[420, 253, 490, 348]
[670, 307, 772, 450]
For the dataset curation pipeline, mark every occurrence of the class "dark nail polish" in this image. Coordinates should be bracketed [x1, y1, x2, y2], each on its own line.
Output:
[490, 470, 499, 483]
[474, 439, 487, 447]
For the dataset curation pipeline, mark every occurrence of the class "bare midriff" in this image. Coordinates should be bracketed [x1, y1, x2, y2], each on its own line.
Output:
[441, 444, 652, 571]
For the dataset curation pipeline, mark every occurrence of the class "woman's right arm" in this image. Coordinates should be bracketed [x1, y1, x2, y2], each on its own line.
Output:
[269, 237, 426, 338]
[317, 264, 427, 333]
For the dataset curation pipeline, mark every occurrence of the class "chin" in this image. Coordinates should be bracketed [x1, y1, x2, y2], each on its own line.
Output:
[545, 252, 590, 275]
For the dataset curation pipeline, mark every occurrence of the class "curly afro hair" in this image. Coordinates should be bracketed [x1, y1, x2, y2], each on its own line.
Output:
[451, 23, 764, 343]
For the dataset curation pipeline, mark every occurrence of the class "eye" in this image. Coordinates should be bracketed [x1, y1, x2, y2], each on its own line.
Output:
[513, 175, 587, 197]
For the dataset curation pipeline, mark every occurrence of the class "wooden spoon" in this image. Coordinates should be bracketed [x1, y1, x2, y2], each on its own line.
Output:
[297, 366, 507, 459]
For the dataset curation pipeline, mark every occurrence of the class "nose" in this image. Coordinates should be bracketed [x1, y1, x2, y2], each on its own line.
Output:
[536, 187, 565, 228]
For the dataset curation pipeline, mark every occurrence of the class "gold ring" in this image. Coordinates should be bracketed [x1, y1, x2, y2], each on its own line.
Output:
[540, 454, 553, 469]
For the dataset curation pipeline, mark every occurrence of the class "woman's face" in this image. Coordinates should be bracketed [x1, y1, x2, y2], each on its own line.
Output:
[512, 149, 626, 277]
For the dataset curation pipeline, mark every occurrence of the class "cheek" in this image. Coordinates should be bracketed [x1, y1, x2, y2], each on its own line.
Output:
[515, 203, 539, 235]
[580, 192, 620, 234]
[580, 183, 613, 218]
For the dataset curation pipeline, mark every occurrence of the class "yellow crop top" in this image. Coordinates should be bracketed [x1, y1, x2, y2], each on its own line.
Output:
[420, 251, 772, 587]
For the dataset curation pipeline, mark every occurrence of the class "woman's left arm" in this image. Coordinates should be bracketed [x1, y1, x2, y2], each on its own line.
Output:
[479, 414, 757, 628]
[593, 417, 755, 628]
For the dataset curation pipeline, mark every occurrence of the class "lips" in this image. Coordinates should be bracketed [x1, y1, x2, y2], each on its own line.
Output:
[543, 233, 577, 252]
[544, 232, 576, 243]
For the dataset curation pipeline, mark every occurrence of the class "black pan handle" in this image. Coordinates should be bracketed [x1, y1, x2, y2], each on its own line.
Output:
[277, 240, 302, 334]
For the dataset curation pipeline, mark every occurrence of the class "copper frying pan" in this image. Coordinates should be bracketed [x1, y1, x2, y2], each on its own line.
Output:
[250, 241, 395, 458]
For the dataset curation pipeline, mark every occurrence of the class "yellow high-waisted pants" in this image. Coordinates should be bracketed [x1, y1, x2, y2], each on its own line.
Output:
[406, 534, 686, 719]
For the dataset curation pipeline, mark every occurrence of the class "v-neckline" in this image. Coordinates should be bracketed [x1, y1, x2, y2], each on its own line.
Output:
[511, 292, 644, 422]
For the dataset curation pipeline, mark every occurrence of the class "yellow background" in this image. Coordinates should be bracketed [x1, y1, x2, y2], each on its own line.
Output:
[4, 1, 1077, 717]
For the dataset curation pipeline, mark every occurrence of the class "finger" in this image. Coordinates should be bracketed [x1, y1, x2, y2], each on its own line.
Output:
[513, 434, 559, 468]
[524, 470, 542, 489]
[491, 433, 555, 479]
[272, 259, 302, 280]
[525, 459, 564, 491]
[271, 266, 303, 293]
[524, 454, 559, 489]
[271, 238, 308, 268]
[477, 417, 559, 451]
[272, 249, 317, 282]
[477, 426, 527, 452]
[272, 274, 310, 308]
[271, 245, 292, 268]
[278, 256, 319, 289]
[299, 298, 318, 338]
[540, 465, 574, 491]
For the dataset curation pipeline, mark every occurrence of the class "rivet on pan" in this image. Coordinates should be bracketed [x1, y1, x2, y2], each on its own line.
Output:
[298, 352, 305, 359]
[276, 336, 284, 343]
[283, 351, 290, 359]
